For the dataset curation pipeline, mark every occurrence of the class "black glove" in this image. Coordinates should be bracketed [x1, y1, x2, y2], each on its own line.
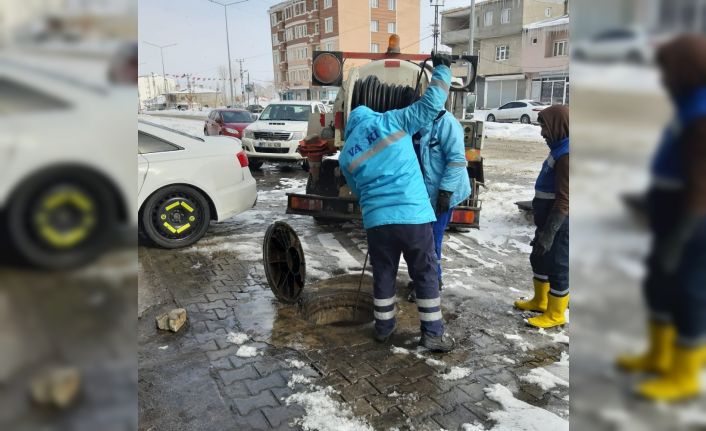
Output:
[432, 51, 452, 68]
[436, 190, 452, 214]
[531, 211, 567, 256]
[655, 214, 699, 274]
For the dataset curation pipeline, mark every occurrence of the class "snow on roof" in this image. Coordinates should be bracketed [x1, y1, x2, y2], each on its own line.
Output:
[524, 15, 570, 30]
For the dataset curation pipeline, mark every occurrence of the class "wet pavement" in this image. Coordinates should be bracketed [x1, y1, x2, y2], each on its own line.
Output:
[137, 118, 570, 431]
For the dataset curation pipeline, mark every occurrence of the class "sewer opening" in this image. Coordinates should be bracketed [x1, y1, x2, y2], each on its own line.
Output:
[302, 290, 374, 327]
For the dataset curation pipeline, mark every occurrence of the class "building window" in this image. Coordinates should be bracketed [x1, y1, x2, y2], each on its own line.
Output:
[285, 28, 293, 40]
[532, 37, 538, 44]
[495, 45, 509, 60]
[371, 0, 379, 8]
[270, 13, 278, 26]
[325, 17, 333, 33]
[313, 0, 318, 10]
[388, 22, 396, 33]
[285, 7, 292, 19]
[371, 20, 379, 32]
[273, 52, 279, 64]
[314, 22, 319, 34]
[545, 7, 552, 17]
[484, 10, 493, 26]
[272, 33, 279, 45]
[294, 24, 307, 38]
[388, 0, 396, 10]
[552, 40, 567, 56]
[501, 8, 510, 24]
[324, 41, 335, 50]
[324, 0, 332, 9]
[371, 43, 379, 53]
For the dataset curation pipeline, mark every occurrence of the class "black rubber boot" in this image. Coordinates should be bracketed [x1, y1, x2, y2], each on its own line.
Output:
[374, 321, 397, 343]
[420, 332, 455, 352]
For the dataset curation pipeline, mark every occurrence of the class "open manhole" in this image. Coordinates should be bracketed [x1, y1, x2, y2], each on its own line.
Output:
[263, 222, 374, 327]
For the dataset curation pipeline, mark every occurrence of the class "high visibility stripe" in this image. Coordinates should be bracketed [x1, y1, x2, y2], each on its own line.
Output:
[429, 78, 450, 93]
[163, 222, 177, 234]
[550, 288, 568, 297]
[533, 273, 549, 281]
[416, 297, 440, 308]
[447, 161, 467, 168]
[534, 190, 556, 199]
[348, 130, 407, 172]
[176, 223, 191, 234]
[165, 201, 180, 211]
[418, 311, 443, 321]
[374, 297, 396, 307]
[374, 309, 396, 320]
[547, 154, 556, 168]
[180, 201, 195, 212]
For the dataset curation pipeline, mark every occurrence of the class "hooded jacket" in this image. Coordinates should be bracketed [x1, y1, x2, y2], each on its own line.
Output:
[654, 35, 706, 215]
[535, 105, 569, 216]
[416, 111, 471, 208]
[339, 65, 452, 229]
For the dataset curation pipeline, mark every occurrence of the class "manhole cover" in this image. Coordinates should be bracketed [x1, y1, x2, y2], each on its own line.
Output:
[263, 221, 305, 303]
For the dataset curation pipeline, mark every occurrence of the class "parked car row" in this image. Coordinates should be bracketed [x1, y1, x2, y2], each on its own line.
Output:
[484, 99, 548, 124]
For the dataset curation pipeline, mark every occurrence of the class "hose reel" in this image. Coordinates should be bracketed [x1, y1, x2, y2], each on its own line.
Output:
[350, 75, 418, 113]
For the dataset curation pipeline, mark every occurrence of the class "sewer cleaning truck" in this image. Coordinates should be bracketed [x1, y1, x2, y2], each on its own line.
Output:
[285, 34, 484, 229]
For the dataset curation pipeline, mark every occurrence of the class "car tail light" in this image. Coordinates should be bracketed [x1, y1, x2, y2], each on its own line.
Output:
[451, 209, 476, 225]
[290, 197, 323, 211]
[465, 148, 481, 162]
[320, 113, 326, 127]
[237, 151, 249, 167]
[312, 51, 343, 86]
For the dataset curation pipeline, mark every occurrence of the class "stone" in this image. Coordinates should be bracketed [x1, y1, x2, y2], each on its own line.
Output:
[30, 366, 81, 409]
[156, 308, 188, 332]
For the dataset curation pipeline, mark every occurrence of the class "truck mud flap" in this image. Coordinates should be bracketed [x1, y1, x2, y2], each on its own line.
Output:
[286, 193, 362, 221]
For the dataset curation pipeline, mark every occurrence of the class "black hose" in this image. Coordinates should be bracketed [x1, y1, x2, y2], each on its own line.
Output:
[351, 75, 418, 113]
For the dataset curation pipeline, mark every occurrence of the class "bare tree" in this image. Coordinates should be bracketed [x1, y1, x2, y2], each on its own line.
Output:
[217, 65, 231, 107]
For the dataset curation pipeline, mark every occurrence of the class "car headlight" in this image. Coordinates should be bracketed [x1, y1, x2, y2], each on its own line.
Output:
[243, 129, 254, 139]
[291, 132, 304, 140]
[225, 127, 239, 135]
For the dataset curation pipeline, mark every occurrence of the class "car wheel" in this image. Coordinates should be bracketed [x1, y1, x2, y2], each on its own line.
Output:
[486, 114, 495, 122]
[520, 114, 531, 124]
[7, 169, 116, 269]
[141, 185, 211, 249]
[249, 159, 264, 170]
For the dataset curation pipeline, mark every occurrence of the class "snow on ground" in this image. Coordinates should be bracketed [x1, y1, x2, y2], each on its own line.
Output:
[285, 382, 374, 431]
[285, 359, 307, 369]
[226, 332, 249, 345]
[316, 233, 362, 271]
[572, 63, 662, 95]
[483, 384, 569, 430]
[143, 108, 212, 119]
[503, 333, 531, 352]
[482, 122, 543, 143]
[390, 346, 410, 355]
[441, 366, 472, 381]
[187, 232, 263, 261]
[139, 114, 207, 137]
[521, 367, 569, 391]
[235, 345, 259, 357]
[287, 373, 314, 389]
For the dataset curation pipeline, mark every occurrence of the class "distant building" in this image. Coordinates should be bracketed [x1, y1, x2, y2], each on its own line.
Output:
[138, 74, 177, 110]
[522, 15, 569, 105]
[441, 0, 568, 109]
[164, 87, 221, 110]
[268, 0, 420, 101]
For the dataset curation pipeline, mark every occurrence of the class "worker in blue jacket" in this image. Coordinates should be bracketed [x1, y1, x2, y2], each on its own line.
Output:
[339, 53, 455, 352]
[407, 110, 471, 302]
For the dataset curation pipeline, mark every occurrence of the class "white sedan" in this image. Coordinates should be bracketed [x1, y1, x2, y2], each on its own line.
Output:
[138, 121, 257, 248]
[484, 100, 548, 124]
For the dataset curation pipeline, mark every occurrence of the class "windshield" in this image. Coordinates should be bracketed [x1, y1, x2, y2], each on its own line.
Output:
[259, 104, 310, 121]
[529, 101, 546, 106]
[221, 111, 253, 123]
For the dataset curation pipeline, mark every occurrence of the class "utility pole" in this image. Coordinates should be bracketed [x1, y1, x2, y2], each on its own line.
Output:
[467, 0, 476, 116]
[207, 0, 250, 107]
[430, 0, 445, 52]
[236, 58, 245, 105]
[143, 41, 177, 96]
[246, 71, 251, 105]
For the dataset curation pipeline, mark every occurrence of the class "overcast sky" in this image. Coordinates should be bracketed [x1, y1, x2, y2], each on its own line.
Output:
[138, 0, 472, 85]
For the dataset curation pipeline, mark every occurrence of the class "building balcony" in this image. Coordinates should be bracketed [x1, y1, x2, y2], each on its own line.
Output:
[441, 28, 470, 46]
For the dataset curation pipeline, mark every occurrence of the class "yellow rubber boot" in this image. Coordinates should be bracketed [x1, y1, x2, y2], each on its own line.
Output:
[526, 294, 569, 329]
[616, 322, 675, 374]
[637, 345, 706, 402]
[514, 278, 550, 312]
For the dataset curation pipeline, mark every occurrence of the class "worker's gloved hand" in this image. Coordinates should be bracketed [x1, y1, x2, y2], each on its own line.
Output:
[436, 190, 453, 214]
[432, 51, 452, 68]
[531, 210, 566, 256]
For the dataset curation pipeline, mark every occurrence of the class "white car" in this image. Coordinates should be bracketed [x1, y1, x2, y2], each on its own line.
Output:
[241, 100, 327, 170]
[485, 100, 548, 124]
[573, 27, 668, 64]
[138, 121, 256, 248]
[0, 49, 135, 269]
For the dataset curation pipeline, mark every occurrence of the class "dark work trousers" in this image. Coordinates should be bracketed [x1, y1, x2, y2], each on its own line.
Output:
[644, 188, 706, 346]
[530, 198, 569, 296]
[432, 209, 453, 283]
[367, 223, 445, 337]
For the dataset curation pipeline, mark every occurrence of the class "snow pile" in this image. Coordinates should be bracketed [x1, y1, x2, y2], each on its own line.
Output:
[191, 261, 202, 269]
[287, 373, 314, 389]
[235, 345, 259, 357]
[441, 366, 472, 381]
[520, 367, 569, 391]
[537, 328, 569, 345]
[484, 384, 569, 430]
[503, 333, 531, 352]
[226, 332, 249, 345]
[286, 384, 374, 431]
[139, 114, 206, 137]
[391, 346, 410, 355]
[461, 424, 486, 431]
[482, 121, 543, 143]
[285, 358, 307, 369]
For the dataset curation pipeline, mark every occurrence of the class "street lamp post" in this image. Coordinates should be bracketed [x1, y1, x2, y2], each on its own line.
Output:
[143, 41, 177, 97]
[207, 0, 250, 107]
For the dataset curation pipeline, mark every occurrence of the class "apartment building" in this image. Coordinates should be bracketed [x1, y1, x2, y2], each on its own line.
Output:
[441, 0, 568, 109]
[522, 15, 569, 105]
[268, 0, 420, 101]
